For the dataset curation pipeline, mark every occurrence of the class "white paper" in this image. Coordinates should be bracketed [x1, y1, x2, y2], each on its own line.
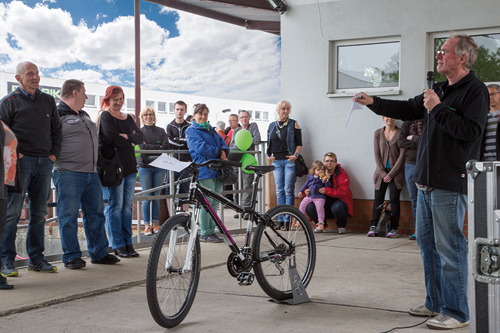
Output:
[149, 154, 191, 172]
[345, 94, 365, 127]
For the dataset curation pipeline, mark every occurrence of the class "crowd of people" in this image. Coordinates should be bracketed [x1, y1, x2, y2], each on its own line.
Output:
[0, 32, 494, 331]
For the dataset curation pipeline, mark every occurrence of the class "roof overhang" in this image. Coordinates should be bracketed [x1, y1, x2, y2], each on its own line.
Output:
[144, 0, 285, 35]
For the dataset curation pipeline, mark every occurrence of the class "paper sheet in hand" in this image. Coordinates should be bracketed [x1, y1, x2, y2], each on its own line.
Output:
[345, 95, 365, 127]
[149, 154, 191, 172]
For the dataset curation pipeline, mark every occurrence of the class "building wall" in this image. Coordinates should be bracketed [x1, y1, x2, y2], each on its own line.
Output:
[281, 0, 500, 203]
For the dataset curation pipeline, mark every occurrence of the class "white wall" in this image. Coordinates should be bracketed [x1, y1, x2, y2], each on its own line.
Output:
[281, 0, 500, 199]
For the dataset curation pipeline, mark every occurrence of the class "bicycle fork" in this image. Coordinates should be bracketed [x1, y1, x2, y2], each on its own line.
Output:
[165, 209, 200, 274]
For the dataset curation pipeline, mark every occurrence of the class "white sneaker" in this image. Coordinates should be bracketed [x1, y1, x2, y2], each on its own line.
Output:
[408, 305, 438, 317]
[338, 227, 346, 234]
[426, 314, 469, 330]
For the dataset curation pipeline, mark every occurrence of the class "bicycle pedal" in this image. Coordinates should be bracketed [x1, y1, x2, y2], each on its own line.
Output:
[236, 272, 254, 286]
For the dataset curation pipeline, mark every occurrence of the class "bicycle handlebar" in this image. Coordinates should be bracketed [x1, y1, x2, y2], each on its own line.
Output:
[189, 159, 242, 171]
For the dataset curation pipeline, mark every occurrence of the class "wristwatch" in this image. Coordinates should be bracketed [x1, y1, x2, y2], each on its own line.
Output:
[294, 153, 300, 157]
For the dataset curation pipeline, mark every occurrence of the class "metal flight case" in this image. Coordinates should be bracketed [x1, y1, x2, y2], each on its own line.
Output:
[467, 161, 500, 333]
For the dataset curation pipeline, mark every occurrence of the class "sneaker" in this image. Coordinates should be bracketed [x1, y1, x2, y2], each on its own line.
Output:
[144, 225, 153, 236]
[426, 314, 469, 330]
[1, 263, 18, 277]
[64, 258, 86, 269]
[408, 305, 439, 317]
[91, 254, 121, 265]
[314, 223, 324, 233]
[338, 227, 346, 234]
[367, 226, 376, 237]
[409, 234, 416, 240]
[387, 229, 398, 238]
[27, 259, 57, 273]
[152, 223, 160, 234]
[201, 233, 223, 243]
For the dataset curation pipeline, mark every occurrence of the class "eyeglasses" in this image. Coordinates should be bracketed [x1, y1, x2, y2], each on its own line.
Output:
[490, 92, 499, 97]
[143, 114, 154, 117]
[436, 50, 451, 56]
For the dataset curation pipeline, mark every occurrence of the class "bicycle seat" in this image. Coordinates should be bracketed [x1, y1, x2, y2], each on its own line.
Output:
[244, 165, 275, 174]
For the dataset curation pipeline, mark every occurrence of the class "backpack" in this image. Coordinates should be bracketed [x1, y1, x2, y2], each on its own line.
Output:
[375, 201, 392, 237]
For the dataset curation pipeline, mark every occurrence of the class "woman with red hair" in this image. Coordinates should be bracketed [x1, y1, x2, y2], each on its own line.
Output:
[98, 86, 143, 258]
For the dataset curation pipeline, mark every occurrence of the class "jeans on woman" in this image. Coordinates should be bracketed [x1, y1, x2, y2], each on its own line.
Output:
[139, 167, 166, 225]
[416, 188, 468, 323]
[272, 159, 296, 222]
[103, 172, 136, 250]
[405, 163, 418, 229]
[198, 178, 223, 236]
[370, 180, 401, 230]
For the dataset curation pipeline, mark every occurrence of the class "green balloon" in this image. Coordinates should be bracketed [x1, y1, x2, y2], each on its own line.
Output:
[234, 129, 252, 151]
[134, 145, 140, 158]
[241, 153, 258, 174]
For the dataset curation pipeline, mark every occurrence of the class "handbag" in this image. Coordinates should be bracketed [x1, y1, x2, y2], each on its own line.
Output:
[375, 201, 392, 236]
[97, 148, 124, 187]
[275, 124, 308, 177]
[97, 113, 124, 188]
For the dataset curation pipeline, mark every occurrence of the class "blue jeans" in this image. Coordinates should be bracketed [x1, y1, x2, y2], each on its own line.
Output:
[405, 163, 418, 229]
[306, 198, 349, 228]
[416, 188, 468, 322]
[0, 188, 7, 283]
[199, 178, 222, 236]
[272, 159, 296, 222]
[53, 171, 110, 263]
[165, 169, 190, 195]
[1, 156, 54, 264]
[139, 167, 166, 224]
[102, 173, 136, 250]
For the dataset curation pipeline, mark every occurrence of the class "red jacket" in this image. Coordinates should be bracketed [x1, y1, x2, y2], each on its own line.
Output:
[324, 164, 354, 216]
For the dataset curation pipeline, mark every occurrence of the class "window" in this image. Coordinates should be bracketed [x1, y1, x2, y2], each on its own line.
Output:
[329, 37, 400, 97]
[146, 100, 155, 108]
[169, 103, 175, 114]
[263, 112, 269, 121]
[255, 111, 261, 120]
[158, 102, 166, 113]
[85, 95, 96, 107]
[432, 31, 500, 83]
[247, 110, 253, 119]
[127, 99, 135, 110]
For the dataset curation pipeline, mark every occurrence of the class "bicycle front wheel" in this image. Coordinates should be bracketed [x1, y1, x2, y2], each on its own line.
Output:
[252, 205, 316, 301]
[146, 214, 201, 328]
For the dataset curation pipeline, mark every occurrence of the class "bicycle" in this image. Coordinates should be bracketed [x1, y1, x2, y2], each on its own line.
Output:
[146, 159, 316, 328]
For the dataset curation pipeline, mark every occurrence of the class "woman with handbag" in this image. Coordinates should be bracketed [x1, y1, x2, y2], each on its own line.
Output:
[266, 100, 303, 229]
[186, 103, 229, 243]
[367, 117, 405, 238]
[138, 106, 169, 236]
[99, 86, 144, 258]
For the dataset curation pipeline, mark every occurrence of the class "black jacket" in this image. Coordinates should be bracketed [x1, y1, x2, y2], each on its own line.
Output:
[165, 119, 191, 162]
[138, 124, 169, 167]
[369, 71, 489, 194]
[0, 87, 62, 158]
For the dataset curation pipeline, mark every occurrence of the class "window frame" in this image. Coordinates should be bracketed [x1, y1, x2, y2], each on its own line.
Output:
[328, 35, 401, 98]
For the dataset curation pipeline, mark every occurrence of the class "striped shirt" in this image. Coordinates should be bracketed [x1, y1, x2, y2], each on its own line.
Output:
[483, 110, 500, 161]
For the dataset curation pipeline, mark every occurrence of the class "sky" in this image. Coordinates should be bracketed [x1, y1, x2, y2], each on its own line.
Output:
[0, 0, 281, 103]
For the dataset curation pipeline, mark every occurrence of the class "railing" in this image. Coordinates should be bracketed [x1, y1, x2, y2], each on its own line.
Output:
[14, 142, 269, 261]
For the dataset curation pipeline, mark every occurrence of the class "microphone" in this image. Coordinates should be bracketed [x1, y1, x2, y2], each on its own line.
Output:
[426, 71, 434, 90]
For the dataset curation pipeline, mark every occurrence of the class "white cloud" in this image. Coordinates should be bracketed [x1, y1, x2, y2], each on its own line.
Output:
[96, 13, 108, 20]
[0, 1, 281, 103]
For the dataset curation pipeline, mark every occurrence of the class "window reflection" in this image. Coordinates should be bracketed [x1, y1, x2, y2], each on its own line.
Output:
[337, 41, 400, 89]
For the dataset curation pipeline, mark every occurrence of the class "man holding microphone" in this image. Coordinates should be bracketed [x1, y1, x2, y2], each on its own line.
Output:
[354, 34, 488, 330]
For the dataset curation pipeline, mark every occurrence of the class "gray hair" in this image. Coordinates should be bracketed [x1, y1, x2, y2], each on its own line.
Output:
[449, 33, 478, 71]
[487, 84, 500, 92]
[216, 121, 226, 131]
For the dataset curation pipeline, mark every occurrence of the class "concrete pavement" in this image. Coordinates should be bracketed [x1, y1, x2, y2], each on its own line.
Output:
[0, 226, 470, 332]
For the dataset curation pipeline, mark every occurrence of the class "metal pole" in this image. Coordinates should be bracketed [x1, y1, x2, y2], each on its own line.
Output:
[134, 0, 141, 126]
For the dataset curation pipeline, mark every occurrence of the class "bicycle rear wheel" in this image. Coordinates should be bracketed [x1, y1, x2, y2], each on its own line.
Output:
[146, 214, 201, 328]
[252, 205, 316, 301]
